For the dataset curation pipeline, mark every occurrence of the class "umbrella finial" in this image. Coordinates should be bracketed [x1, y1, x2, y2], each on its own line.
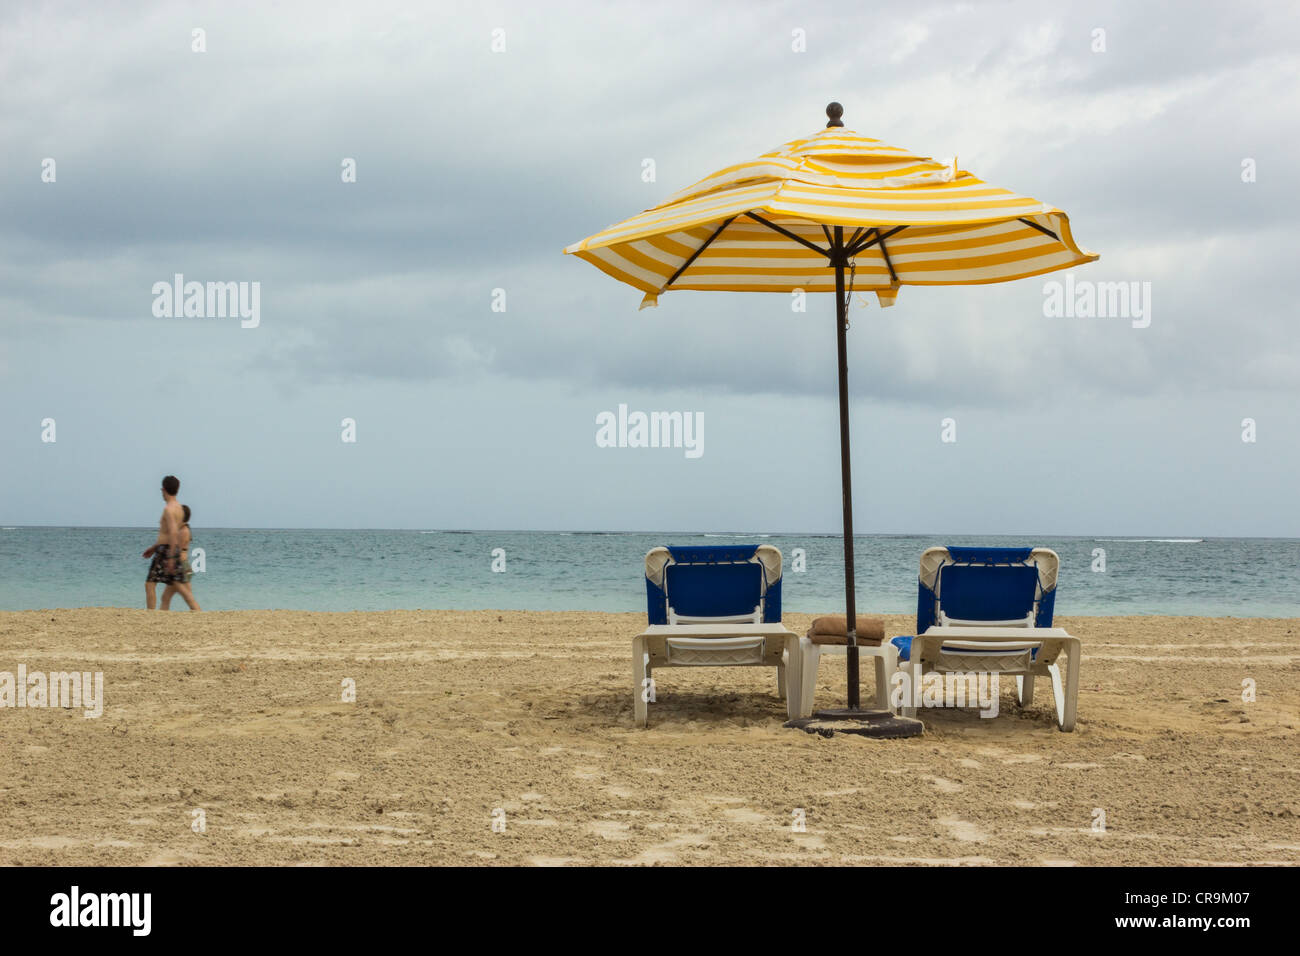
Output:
[826, 102, 844, 127]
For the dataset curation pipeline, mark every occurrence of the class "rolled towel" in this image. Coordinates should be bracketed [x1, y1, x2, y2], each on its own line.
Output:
[807, 615, 885, 646]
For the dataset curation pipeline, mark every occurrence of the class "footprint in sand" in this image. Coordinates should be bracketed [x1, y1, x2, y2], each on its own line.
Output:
[938, 816, 989, 843]
[1000, 754, 1044, 765]
[142, 849, 202, 865]
[619, 833, 710, 865]
[923, 775, 963, 794]
[628, 846, 678, 864]
[722, 807, 767, 824]
[20, 836, 82, 849]
[956, 758, 982, 770]
[587, 820, 632, 841]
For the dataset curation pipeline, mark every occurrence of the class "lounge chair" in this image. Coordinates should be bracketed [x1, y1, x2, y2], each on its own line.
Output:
[891, 546, 1082, 731]
[633, 545, 801, 726]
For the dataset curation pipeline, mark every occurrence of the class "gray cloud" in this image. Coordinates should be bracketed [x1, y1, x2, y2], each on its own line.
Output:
[2, 0, 1298, 534]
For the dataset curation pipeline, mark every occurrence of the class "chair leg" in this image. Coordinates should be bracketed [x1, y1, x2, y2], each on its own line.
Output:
[1056, 647, 1080, 732]
[633, 636, 649, 728]
[889, 643, 902, 712]
[902, 658, 920, 718]
[798, 639, 819, 718]
[783, 637, 803, 719]
[1048, 664, 1066, 730]
[873, 653, 890, 710]
[776, 657, 787, 700]
[1017, 673, 1036, 707]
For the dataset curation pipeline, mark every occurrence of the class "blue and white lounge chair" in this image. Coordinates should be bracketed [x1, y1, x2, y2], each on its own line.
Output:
[632, 545, 802, 726]
[891, 546, 1082, 731]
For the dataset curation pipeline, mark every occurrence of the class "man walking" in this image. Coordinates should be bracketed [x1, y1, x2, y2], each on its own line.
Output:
[143, 475, 198, 610]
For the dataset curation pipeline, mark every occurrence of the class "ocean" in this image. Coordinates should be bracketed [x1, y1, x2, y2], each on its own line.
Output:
[1, 527, 1297, 617]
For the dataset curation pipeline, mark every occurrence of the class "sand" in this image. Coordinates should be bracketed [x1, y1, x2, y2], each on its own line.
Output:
[0, 608, 1297, 866]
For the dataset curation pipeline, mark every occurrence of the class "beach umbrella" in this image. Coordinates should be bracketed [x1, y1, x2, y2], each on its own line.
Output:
[565, 103, 1097, 734]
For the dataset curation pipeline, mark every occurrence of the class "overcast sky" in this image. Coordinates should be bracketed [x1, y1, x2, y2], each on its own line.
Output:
[2, 0, 1297, 536]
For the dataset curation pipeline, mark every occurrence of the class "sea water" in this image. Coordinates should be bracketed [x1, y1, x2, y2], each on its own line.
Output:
[1, 528, 1296, 616]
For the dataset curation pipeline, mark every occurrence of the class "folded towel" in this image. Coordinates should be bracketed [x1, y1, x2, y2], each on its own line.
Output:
[807, 615, 885, 646]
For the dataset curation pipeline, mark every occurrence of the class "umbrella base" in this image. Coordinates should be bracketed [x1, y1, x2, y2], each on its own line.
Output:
[784, 708, 924, 739]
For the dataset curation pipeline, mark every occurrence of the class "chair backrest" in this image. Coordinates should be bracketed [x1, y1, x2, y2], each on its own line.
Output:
[916, 546, 1058, 633]
[645, 545, 783, 625]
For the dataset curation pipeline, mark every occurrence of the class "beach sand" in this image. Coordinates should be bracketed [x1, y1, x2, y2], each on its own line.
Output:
[1, 609, 1297, 866]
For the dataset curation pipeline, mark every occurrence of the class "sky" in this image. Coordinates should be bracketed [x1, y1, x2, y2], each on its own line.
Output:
[1, 0, 1298, 536]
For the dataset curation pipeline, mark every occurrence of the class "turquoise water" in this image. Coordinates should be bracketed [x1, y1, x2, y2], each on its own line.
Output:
[0, 527, 1297, 616]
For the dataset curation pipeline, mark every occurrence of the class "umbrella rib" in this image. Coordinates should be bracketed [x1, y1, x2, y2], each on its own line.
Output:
[1017, 216, 1060, 241]
[877, 231, 898, 283]
[663, 215, 737, 290]
[844, 227, 880, 259]
[744, 212, 832, 258]
[846, 225, 906, 259]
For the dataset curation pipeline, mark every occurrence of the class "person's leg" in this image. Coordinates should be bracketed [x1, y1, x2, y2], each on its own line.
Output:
[145, 581, 157, 610]
[173, 582, 200, 611]
[160, 585, 176, 610]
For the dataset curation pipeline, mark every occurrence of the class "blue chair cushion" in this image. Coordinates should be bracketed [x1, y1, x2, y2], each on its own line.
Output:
[938, 563, 1039, 623]
[665, 561, 762, 619]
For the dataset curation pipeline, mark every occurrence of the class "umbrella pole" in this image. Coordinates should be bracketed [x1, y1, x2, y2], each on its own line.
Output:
[787, 237, 923, 739]
[832, 226, 861, 710]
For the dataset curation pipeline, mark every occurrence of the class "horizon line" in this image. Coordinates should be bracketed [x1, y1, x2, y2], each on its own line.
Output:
[0, 524, 1284, 540]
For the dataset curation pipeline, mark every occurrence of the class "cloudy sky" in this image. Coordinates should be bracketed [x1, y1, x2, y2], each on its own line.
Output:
[2, 0, 1297, 535]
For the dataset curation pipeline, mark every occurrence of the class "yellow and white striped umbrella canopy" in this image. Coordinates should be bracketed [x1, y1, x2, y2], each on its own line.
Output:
[565, 125, 1098, 308]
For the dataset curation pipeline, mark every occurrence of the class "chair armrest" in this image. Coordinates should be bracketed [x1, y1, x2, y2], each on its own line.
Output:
[635, 623, 797, 641]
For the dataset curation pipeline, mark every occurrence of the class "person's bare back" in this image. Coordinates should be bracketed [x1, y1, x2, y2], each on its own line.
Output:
[158, 500, 183, 551]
